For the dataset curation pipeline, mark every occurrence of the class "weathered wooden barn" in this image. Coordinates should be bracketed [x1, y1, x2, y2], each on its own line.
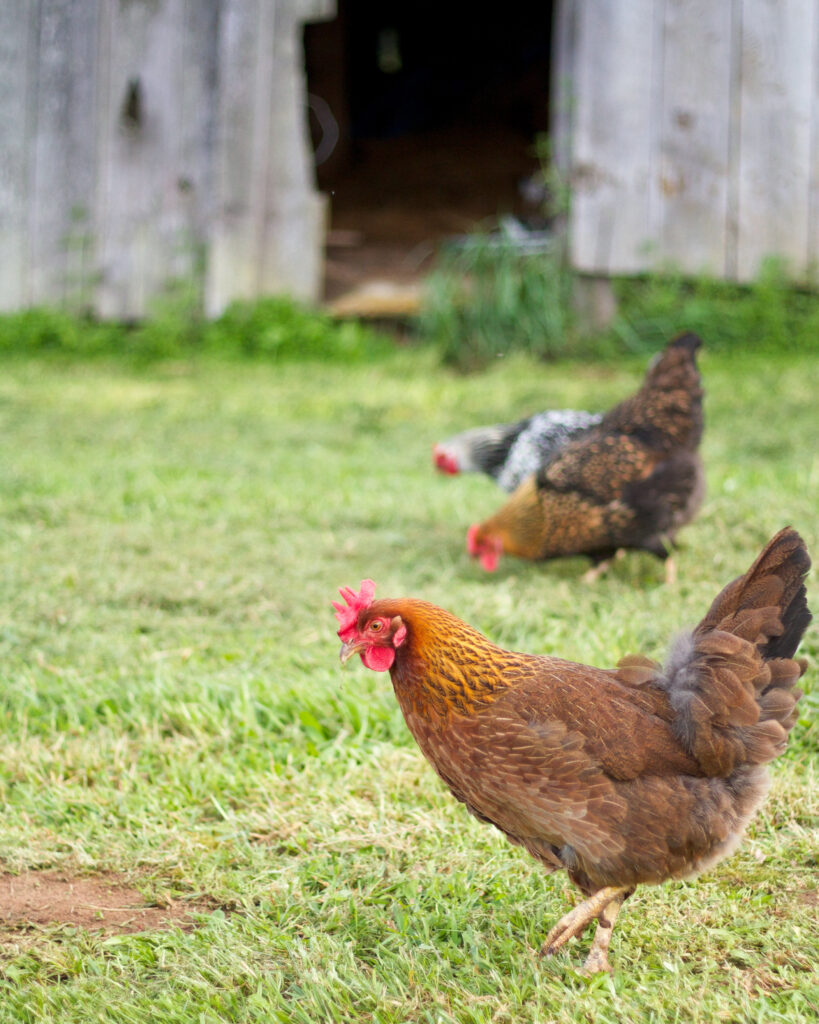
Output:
[558, 0, 819, 283]
[0, 0, 333, 318]
[1, 0, 817, 319]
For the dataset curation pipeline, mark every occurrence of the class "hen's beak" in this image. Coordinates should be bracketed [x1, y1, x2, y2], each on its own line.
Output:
[339, 639, 365, 665]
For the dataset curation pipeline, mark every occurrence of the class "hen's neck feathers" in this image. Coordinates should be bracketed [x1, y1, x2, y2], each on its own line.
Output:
[370, 598, 526, 718]
[477, 476, 548, 558]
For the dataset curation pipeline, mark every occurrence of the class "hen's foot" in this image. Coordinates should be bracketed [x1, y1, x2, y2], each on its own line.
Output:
[540, 885, 630, 960]
[578, 889, 629, 974]
[581, 550, 626, 585]
[581, 561, 610, 585]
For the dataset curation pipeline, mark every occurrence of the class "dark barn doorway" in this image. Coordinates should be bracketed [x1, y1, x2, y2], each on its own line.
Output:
[304, 3, 556, 309]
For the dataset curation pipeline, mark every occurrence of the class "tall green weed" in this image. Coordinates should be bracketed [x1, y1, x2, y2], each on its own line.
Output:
[418, 234, 577, 369]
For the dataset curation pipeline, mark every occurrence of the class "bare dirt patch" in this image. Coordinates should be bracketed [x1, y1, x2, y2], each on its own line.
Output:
[0, 871, 210, 941]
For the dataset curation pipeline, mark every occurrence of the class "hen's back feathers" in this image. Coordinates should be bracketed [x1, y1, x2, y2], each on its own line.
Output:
[599, 332, 703, 452]
[434, 409, 601, 490]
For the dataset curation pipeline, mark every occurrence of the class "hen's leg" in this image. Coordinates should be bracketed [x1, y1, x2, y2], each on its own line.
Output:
[540, 885, 631, 960]
[664, 555, 677, 585]
[581, 549, 625, 584]
[581, 888, 632, 974]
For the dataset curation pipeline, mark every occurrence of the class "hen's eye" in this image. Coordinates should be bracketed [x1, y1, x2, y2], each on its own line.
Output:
[369, 620, 383, 632]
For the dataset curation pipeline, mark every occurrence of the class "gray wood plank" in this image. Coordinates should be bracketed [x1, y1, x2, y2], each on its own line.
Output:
[656, 0, 734, 275]
[206, 0, 267, 314]
[735, 0, 816, 281]
[805, 0, 819, 275]
[261, 0, 326, 302]
[27, 0, 100, 307]
[550, 0, 578, 179]
[569, 0, 659, 274]
[0, 0, 37, 309]
[94, 0, 218, 318]
[206, 0, 329, 315]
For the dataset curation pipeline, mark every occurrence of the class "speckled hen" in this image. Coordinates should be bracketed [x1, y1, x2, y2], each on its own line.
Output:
[467, 333, 705, 576]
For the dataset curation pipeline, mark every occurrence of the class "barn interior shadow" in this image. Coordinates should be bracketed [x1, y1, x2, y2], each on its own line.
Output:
[304, 2, 556, 309]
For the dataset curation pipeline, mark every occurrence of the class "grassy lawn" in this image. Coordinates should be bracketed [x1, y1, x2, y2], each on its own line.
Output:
[0, 347, 816, 1022]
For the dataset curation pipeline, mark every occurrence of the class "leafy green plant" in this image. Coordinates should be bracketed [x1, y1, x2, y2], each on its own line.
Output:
[203, 295, 391, 362]
[125, 275, 205, 360]
[0, 294, 392, 364]
[609, 258, 819, 355]
[0, 307, 120, 356]
[419, 212, 819, 368]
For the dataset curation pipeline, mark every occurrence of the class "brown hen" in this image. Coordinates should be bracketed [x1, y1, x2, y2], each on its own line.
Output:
[334, 528, 811, 972]
[467, 332, 705, 575]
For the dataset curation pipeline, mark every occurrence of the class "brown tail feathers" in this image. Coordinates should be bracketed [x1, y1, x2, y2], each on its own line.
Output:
[659, 528, 811, 775]
[599, 332, 704, 450]
[695, 527, 812, 660]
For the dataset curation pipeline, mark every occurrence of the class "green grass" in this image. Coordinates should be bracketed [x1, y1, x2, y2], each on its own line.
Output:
[0, 347, 817, 1022]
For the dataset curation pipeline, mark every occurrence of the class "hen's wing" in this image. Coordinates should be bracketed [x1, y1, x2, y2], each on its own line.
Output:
[420, 660, 700, 869]
[427, 695, 628, 868]
[539, 433, 660, 503]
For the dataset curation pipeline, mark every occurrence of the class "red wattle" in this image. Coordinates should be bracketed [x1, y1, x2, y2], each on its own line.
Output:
[480, 549, 499, 572]
[361, 645, 396, 672]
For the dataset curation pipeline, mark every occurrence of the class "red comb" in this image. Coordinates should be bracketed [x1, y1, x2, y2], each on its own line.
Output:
[332, 579, 376, 640]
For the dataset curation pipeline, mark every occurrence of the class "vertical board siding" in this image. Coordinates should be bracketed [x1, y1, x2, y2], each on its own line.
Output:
[0, 3, 36, 308]
[656, 0, 734, 275]
[4, 0, 817, 312]
[29, 0, 101, 306]
[735, 0, 817, 280]
[570, 0, 658, 274]
[0, 0, 332, 318]
[562, 0, 819, 282]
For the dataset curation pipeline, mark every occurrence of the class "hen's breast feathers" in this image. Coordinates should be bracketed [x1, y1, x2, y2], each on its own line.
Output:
[398, 657, 725, 887]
